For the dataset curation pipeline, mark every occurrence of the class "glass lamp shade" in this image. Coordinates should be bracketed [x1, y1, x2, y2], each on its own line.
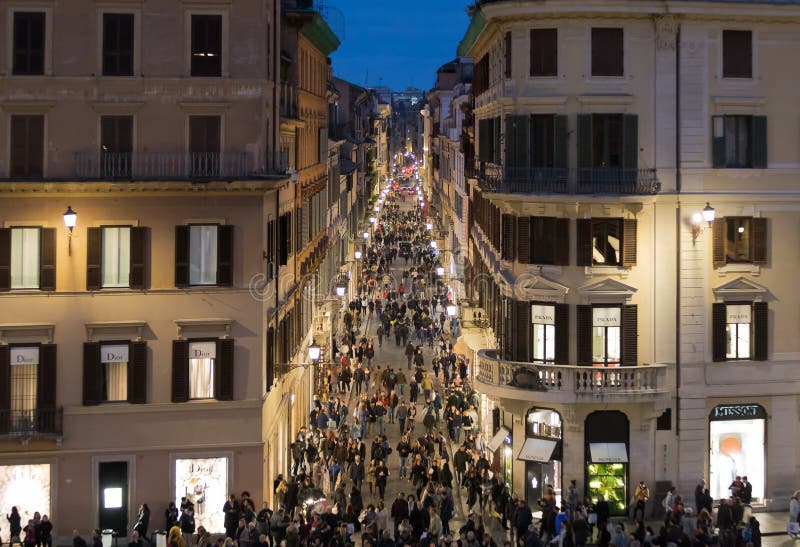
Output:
[307, 342, 321, 362]
[354, 250, 362, 260]
[63, 206, 77, 231]
[436, 266, 445, 276]
[446, 304, 457, 317]
[702, 202, 716, 224]
[336, 286, 346, 297]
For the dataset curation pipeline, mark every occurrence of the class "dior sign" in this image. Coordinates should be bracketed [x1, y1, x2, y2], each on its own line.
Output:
[190, 341, 216, 360]
[10, 347, 39, 365]
[101, 344, 129, 364]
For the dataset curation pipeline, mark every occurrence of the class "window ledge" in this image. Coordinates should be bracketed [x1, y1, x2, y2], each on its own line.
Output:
[174, 318, 233, 339]
[85, 321, 147, 342]
[0, 323, 55, 344]
[716, 263, 761, 277]
[584, 265, 630, 278]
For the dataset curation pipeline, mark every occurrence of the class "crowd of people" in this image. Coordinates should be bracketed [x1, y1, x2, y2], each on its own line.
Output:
[0, 179, 779, 547]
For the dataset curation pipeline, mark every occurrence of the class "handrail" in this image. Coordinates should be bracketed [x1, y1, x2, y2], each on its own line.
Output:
[0, 407, 63, 436]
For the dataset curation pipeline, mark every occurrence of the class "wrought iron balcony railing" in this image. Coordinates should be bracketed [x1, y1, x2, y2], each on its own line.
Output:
[0, 408, 63, 437]
[280, 81, 299, 120]
[467, 161, 661, 195]
[74, 151, 250, 180]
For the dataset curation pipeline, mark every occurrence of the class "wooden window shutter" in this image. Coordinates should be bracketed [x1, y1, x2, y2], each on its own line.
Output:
[171, 340, 190, 403]
[751, 115, 767, 168]
[86, 227, 102, 291]
[513, 300, 530, 362]
[216, 225, 234, 286]
[174, 226, 190, 287]
[712, 116, 726, 168]
[517, 216, 531, 264]
[501, 214, 515, 261]
[576, 305, 593, 366]
[129, 227, 148, 289]
[576, 219, 593, 266]
[266, 327, 275, 391]
[215, 338, 235, 401]
[621, 305, 638, 366]
[553, 115, 568, 169]
[622, 114, 638, 169]
[577, 114, 592, 168]
[37, 344, 57, 410]
[0, 346, 10, 434]
[712, 219, 725, 268]
[751, 217, 767, 265]
[554, 303, 570, 364]
[504, 31, 512, 78]
[555, 218, 570, 266]
[82, 342, 102, 406]
[128, 341, 147, 404]
[752, 302, 768, 361]
[39, 228, 56, 291]
[622, 219, 637, 266]
[712, 303, 727, 362]
[0, 228, 10, 291]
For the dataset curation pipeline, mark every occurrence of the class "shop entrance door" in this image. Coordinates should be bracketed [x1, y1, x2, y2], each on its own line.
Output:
[98, 461, 128, 534]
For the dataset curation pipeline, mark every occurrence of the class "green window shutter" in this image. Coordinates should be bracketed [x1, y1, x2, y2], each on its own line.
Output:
[751, 217, 768, 265]
[621, 219, 637, 267]
[478, 119, 490, 162]
[712, 115, 726, 168]
[621, 305, 638, 366]
[554, 303, 570, 364]
[513, 300, 530, 361]
[553, 115, 568, 169]
[576, 305, 593, 366]
[623, 114, 638, 169]
[751, 115, 767, 168]
[86, 227, 102, 291]
[712, 219, 726, 268]
[82, 342, 102, 406]
[577, 114, 592, 168]
[39, 228, 56, 291]
[505, 115, 530, 174]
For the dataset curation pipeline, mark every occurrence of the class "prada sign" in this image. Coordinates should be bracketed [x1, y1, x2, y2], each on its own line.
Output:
[531, 305, 555, 325]
[726, 304, 752, 324]
[592, 307, 621, 327]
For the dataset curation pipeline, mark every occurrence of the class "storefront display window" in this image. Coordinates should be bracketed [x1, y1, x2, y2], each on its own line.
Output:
[709, 404, 765, 502]
[175, 457, 229, 533]
[592, 307, 621, 366]
[585, 411, 629, 516]
[0, 464, 51, 526]
[531, 305, 555, 362]
[523, 409, 562, 512]
[587, 463, 627, 514]
[725, 305, 751, 359]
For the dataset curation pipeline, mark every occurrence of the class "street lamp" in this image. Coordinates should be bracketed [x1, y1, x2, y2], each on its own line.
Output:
[691, 202, 716, 245]
[308, 341, 321, 362]
[702, 202, 716, 225]
[363, 231, 370, 240]
[335, 283, 346, 297]
[426, 223, 432, 231]
[436, 265, 445, 277]
[430, 241, 438, 249]
[354, 250, 362, 260]
[63, 206, 77, 256]
[446, 304, 458, 317]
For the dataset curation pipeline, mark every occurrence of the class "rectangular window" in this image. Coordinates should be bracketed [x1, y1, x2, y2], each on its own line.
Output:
[10, 115, 44, 178]
[504, 31, 512, 78]
[591, 218, 622, 265]
[592, 114, 623, 167]
[591, 28, 624, 77]
[189, 225, 218, 285]
[100, 344, 129, 402]
[725, 304, 751, 359]
[531, 217, 556, 264]
[13, 12, 45, 75]
[531, 304, 555, 362]
[530, 28, 557, 77]
[102, 13, 134, 76]
[10, 347, 38, 431]
[724, 116, 750, 168]
[191, 15, 222, 77]
[102, 227, 131, 288]
[188, 341, 216, 399]
[722, 30, 752, 79]
[592, 307, 621, 366]
[101, 116, 133, 178]
[189, 115, 221, 177]
[725, 217, 751, 263]
[531, 114, 555, 168]
[10, 227, 40, 289]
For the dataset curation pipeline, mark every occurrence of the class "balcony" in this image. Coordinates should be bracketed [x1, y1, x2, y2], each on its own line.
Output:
[474, 349, 669, 404]
[0, 408, 63, 438]
[74, 151, 251, 181]
[468, 161, 661, 195]
[280, 81, 299, 120]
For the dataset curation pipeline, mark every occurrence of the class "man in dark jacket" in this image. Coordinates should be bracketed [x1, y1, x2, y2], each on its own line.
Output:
[409, 501, 429, 539]
[223, 495, 239, 539]
[390, 492, 409, 536]
[694, 479, 712, 513]
[513, 500, 533, 545]
[349, 455, 365, 489]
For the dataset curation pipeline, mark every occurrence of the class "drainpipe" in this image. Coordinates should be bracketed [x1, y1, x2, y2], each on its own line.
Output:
[675, 24, 682, 437]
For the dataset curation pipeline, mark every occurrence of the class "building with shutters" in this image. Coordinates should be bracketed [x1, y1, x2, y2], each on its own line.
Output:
[0, 0, 345, 541]
[454, 0, 800, 514]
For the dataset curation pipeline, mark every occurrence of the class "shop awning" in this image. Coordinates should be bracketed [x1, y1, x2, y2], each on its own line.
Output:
[589, 443, 628, 463]
[487, 426, 510, 452]
[518, 438, 557, 463]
